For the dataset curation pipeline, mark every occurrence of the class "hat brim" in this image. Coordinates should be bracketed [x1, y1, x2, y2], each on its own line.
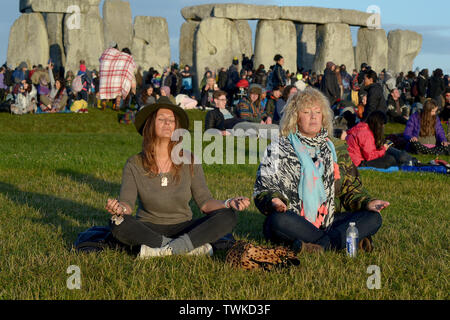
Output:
[134, 102, 190, 135]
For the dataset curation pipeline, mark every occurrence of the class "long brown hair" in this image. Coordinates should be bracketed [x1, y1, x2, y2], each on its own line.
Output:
[420, 99, 437, 137]
[367, 111, 387, 150]
[140, 110, 192, 183]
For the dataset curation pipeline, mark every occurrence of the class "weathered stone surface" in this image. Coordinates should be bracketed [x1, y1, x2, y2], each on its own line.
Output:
[355, 28, 388, 74]
[20, 0, 97, 14]
[234, 20, 253, 58]
[313, 23, 355, 73]
[296, 24, 316, 71]
[213, 4, 280, 20]
[280, 6, 372, 27]
[254, 20, 297, 75]
[388, 30, 422, 75]
[195, 18, 241, 88]
[103, 0, 133, 50]
[7, 13, 49, 69]
[179, 20, 200, 68]
[45, 13, 66, 71]
[64, 10, 104, 73]
[181, 4, 215, 21]
[132, 16, 170, 73]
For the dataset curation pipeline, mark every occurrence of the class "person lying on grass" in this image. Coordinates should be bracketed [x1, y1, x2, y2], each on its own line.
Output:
[254, 87, 389, 254]
[105, 96, 250, 258]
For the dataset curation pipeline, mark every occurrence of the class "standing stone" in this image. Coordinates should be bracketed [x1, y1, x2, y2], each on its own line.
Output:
[355, 28, 388, 74]
[296, 24, 316, 71]
[64, 6, 104, 73]
[103, 0, 133, 50]
[7, 13, 49, 69]
[195, 17, 241, 89]
[388, 30, 422, 75]
[45, 13, 66, 71]
[313, 23, 355, 74]
[254, 20, 297, 75]
[132, 16, 170, 73]
[234, 20, 253, 58]
[179, 20, 200, 68]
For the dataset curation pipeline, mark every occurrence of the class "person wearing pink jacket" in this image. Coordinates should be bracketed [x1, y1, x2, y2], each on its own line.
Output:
[346, 111, 414, 168]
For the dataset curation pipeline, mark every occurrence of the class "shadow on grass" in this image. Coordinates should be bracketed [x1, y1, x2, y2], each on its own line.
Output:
[0, 181, 109, 249]
[55, 168, 121, 198]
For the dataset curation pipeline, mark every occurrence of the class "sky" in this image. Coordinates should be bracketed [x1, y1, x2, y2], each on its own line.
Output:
[1, 0, 449, 74]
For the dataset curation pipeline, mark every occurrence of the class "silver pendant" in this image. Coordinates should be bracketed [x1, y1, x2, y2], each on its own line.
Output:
[161, 176, 168, 187]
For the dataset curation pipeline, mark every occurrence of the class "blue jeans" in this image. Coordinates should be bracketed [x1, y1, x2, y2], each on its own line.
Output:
[263, 210, 382, 251]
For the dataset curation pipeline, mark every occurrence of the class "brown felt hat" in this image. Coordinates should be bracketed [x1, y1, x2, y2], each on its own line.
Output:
[134, 96, 189, 135]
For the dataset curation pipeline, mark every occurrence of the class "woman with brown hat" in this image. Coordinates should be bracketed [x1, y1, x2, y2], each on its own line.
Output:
[105, 96, 250, 258]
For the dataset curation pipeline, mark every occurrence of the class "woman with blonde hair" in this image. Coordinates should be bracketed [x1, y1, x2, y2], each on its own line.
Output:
[254, 87, 388, 254]
[106, 97, 250, 258]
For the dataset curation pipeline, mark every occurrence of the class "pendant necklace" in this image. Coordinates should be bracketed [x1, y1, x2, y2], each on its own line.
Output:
[157, 158, 171, 187]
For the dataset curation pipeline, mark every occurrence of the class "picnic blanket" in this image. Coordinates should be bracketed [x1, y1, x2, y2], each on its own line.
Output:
[358, 164, 449, 175]
[99, 48, 136, 100]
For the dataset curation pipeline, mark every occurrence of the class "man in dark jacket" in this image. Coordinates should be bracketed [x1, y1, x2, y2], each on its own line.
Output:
[416, 69, 428, 104]
[362, 70, 387, 121]
[204, 90, 244, 134]
[271, 54, 286, 89]
[225, 57, 240, 104]
[320, 61, 340, 105]
[428, 68, 445, 109]
[387, 88, 409, 124]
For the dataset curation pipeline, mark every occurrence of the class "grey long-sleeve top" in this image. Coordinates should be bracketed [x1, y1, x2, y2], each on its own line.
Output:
[119, 154, 214, 225]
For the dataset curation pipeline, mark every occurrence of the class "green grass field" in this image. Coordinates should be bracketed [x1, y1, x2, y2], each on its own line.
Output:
[0, 107, 448, 300]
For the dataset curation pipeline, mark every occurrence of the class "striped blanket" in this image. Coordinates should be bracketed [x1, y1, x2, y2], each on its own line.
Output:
[99, 48, 136, 100]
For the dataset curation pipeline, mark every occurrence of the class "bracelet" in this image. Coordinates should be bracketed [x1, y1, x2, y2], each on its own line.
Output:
[224, 198, 233, 209]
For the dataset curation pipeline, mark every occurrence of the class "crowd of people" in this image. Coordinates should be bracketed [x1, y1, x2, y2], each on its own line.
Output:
[1, 46, 449, 158]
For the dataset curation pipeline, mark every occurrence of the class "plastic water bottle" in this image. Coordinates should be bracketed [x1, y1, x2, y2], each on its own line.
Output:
[346, 222, 359, 257]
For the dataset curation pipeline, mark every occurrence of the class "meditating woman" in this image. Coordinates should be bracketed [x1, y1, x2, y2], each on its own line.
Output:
[254, 87, 388, 254]
[106, 97, 250, 258]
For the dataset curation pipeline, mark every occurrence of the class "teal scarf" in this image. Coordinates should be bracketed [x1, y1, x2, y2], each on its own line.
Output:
[288, 131, 337, 224]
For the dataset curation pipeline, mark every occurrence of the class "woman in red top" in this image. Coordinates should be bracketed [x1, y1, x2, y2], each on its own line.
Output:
[346, 111, 414, 168]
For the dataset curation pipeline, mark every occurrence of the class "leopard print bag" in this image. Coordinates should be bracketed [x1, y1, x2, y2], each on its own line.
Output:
[225, 241, 300, 271]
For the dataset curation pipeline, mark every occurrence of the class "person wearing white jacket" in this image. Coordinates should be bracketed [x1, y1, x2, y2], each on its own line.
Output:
[10, 80, 37, 115]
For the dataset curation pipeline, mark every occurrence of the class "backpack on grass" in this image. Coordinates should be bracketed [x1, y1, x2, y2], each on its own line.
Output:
[74, 226, 123, 253]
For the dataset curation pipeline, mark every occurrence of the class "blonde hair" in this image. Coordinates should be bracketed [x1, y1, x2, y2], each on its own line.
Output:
[280, 87, 334, 137]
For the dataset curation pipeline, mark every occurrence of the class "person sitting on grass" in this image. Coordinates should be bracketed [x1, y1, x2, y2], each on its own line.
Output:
[105, 96, 250, 258]
[10, 79, 37, 115]
[204, 90, 246, 135]
[346, 111, 415, 169]
[264, 85, 283, 121]
[273, 85, 298, 124]
[236, 85, 272, 125]
[254, 87, 388, 254]
[404, 98, 450, 155]
[136, 83, 156, 110]
[386, 88, 410, 125]
[200, 76, 219, 110]
[40, 63, 68, 113]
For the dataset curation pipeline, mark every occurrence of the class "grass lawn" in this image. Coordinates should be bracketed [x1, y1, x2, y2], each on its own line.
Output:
[0, 107, 448, 300]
